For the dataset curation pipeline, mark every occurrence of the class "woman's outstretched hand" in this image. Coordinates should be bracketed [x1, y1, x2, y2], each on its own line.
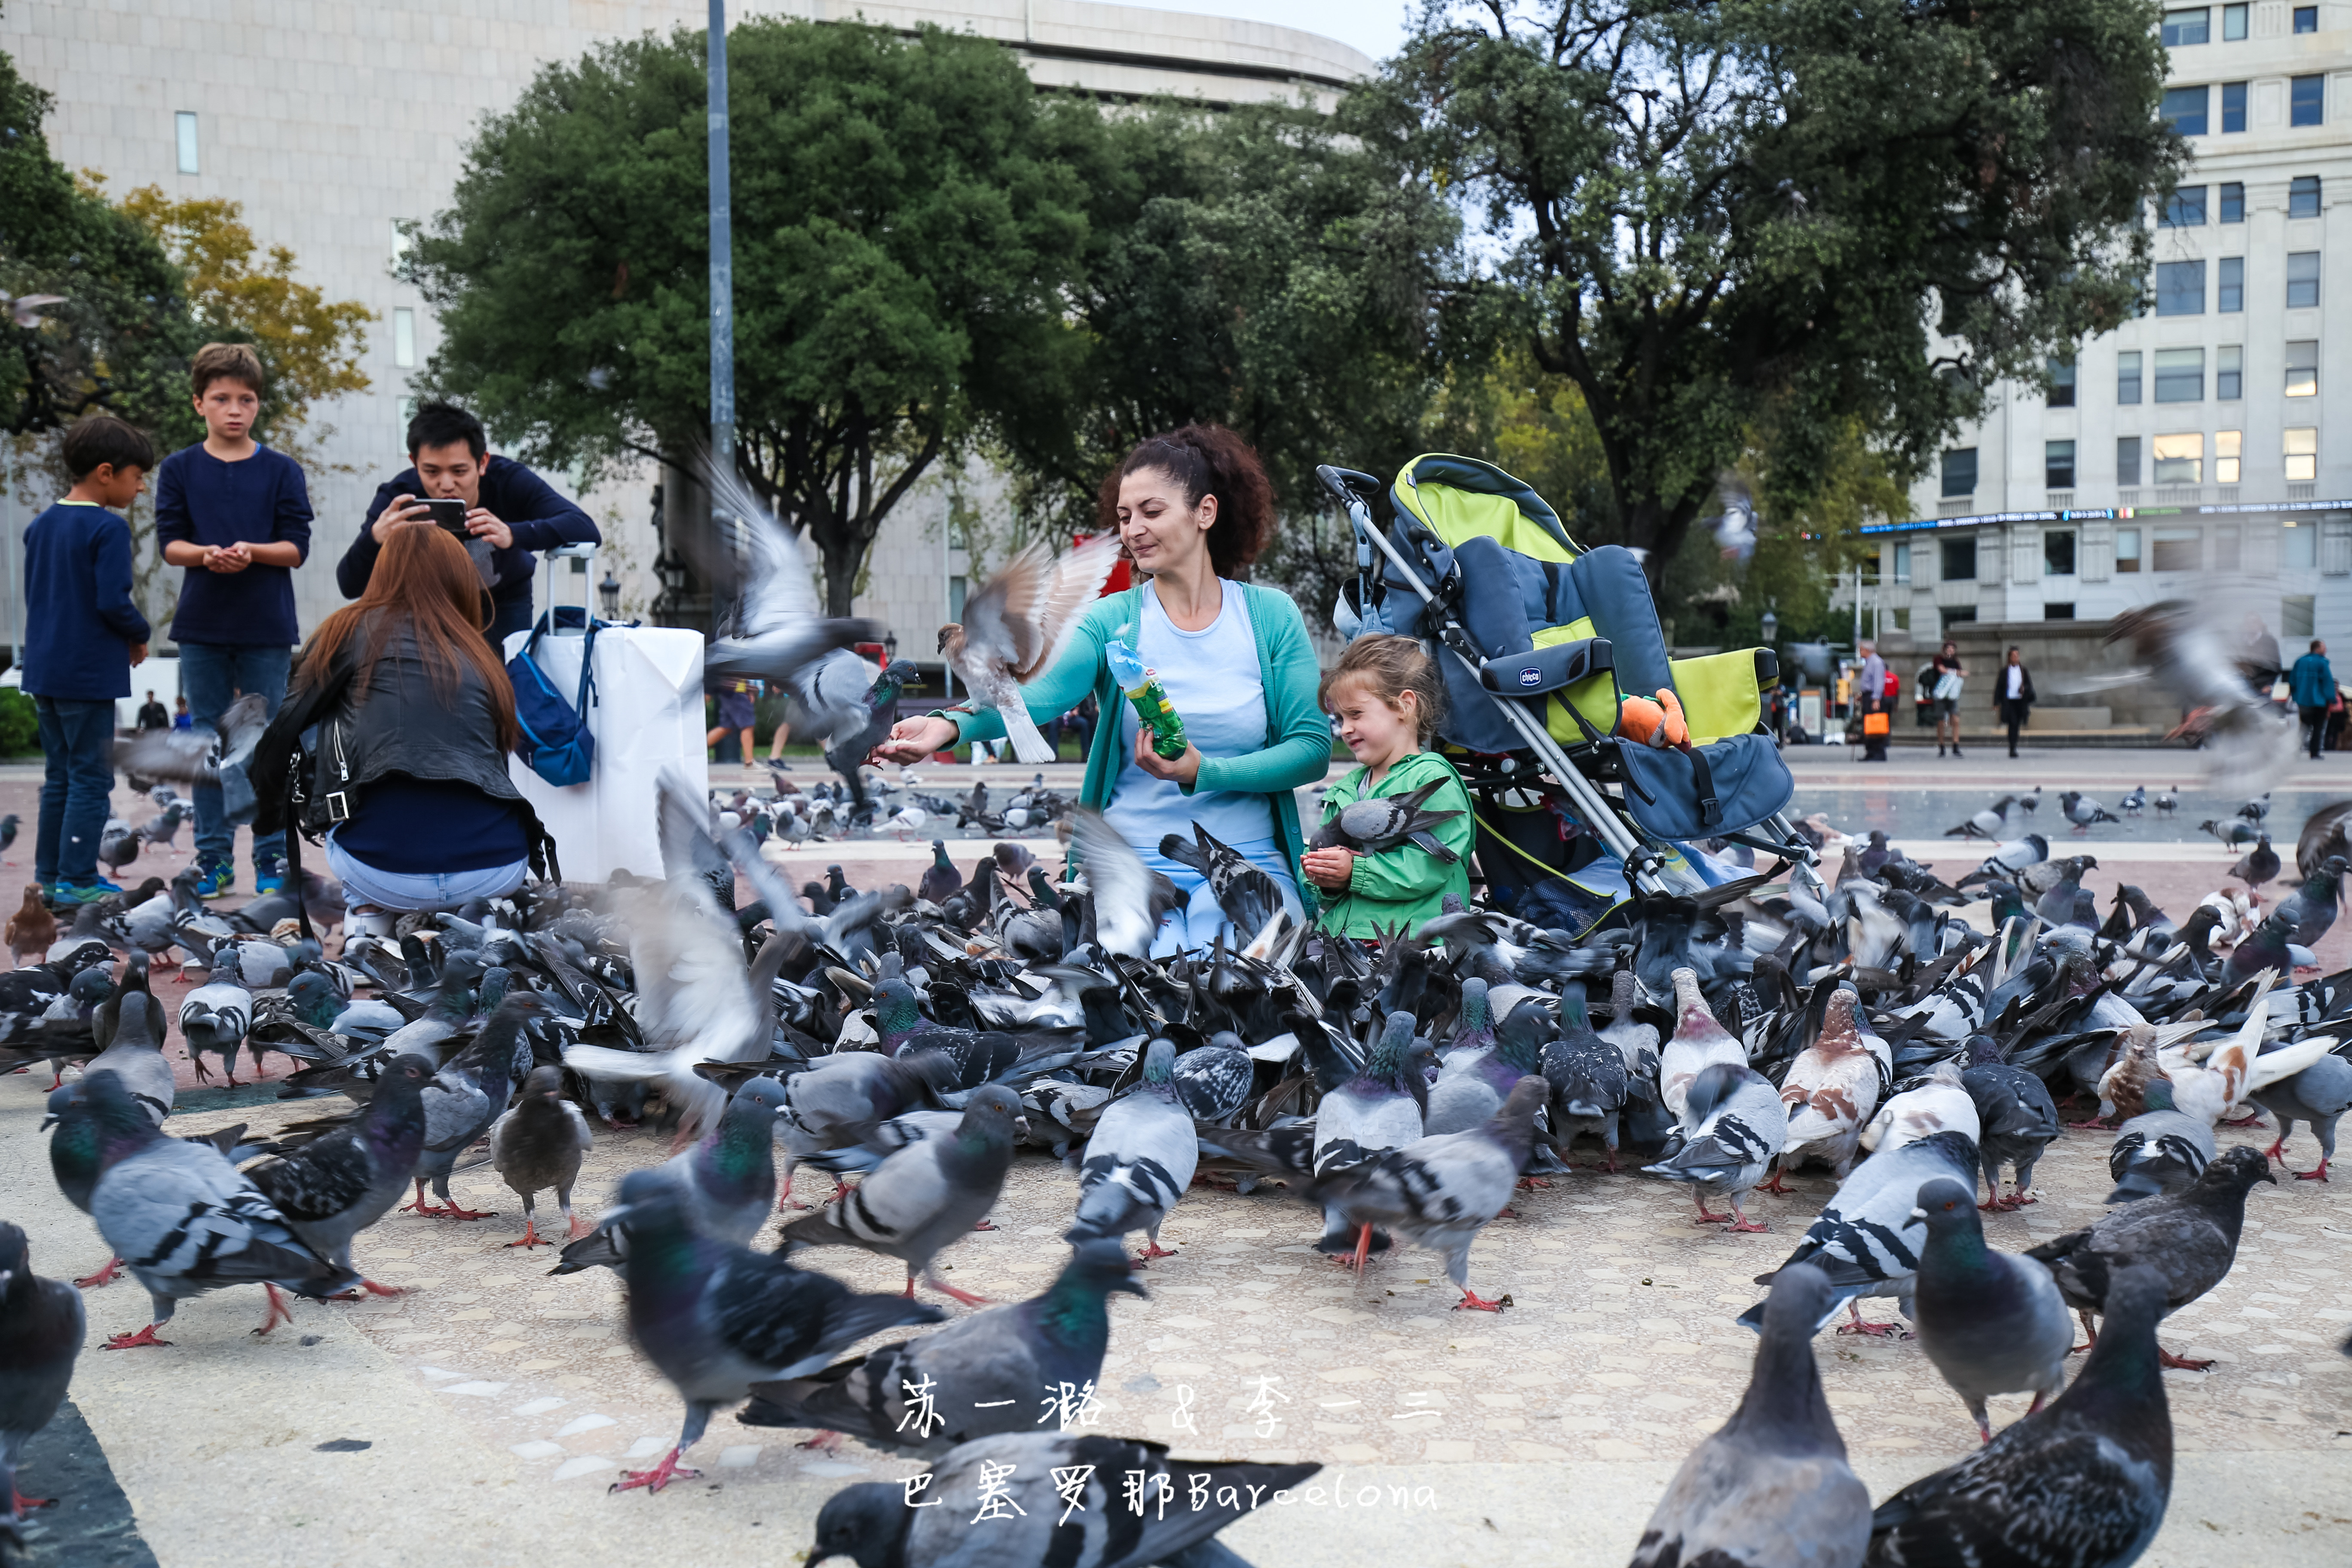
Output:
[1132, 725, 1202, 787]
[871, 715, 958, 766]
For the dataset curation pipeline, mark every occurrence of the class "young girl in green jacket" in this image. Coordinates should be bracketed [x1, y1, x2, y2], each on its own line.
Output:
[1303, 635, 1475, 939]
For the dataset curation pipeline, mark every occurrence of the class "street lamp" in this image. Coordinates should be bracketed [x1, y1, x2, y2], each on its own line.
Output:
[883, 630, 897, 666]
[598, 571, 620, 620]
[1760, 610, 1778, 649]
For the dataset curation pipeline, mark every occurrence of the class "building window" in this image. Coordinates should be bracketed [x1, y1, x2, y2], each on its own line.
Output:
[2161, 186, 2208, 226]
[2220, 81, 2248, 132]
[2224, 1, 2250, 37]
[175, 111, 199, 175]
[2290, 175, 2322, 217]
[949, 575, 968, 622]
[2154, 346, 2204, 401]
[2117, 527, 2143, 572]
[2286, 426, 2318, 482]
[392, 307, 416, 368]
[2286, 254, 2321, 309]
[1942, 606, 1979, 626]
[2291, 75, 2324, 127]
[2161, 84, 2209, 135]
[2218, 257, 2244, 313]
[1892, 542, 1911, 585]
[2153, 527, 2202, 570]
[2153, 431, 2204, 484]
[2117, 352, 2143, 404]
[2045, 529, 2077, 576]
[2162, 8, 2211, 46]
[2220, 181, 2245, 222]
[2286, 340, 2318, 397]
[2218, 343, 2242, 398]
[2117, 435, 2142, 487]
[2285, 593, 2317, 639]
[1940, 538, 1978, 581]
[2285, 524, 2318, 571]
[1941, 448, 1977, 499]
[2217, 429, 2242, 484]
[2156, 260, 2205, 315]
[2215, 523, 2242, 569]
[2046, 356, 2076, 406]
[2043, 603, 2076, 621]
[2294, 4, 2318, 32]
[2046, 440, 2076, 489]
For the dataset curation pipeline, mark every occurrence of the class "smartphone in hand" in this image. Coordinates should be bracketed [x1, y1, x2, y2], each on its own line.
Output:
[413, 498, 469, 535]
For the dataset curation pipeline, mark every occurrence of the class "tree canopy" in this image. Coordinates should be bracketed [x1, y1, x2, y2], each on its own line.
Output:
[410, 18, 1096, 615]
[1383, 0, 2183, 583]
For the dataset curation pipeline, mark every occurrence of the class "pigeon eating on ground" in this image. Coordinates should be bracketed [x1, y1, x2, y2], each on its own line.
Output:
[488, 1065, 595, 1249]
[1909, 1177, 2073, 1445]
[1646, 1061, 1787, 1234]
[1065, 1040, 1196, 1265]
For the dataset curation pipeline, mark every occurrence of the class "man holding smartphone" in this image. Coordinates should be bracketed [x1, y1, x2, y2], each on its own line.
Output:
[340, 401, 599, 645]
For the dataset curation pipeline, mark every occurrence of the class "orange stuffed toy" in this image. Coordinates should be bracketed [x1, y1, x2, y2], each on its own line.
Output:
[1617, 688, 1691, 750]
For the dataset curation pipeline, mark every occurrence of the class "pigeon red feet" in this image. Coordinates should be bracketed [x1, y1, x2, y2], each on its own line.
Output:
[357, 1278, 407, 1297]
[608, 1447, 701, 1494]
[100, 1323, 171, 1350]
[2263, 1136, 2288, 1161]
[1834, 1305, 1901, 1338]
[2221, 1111, 2264, 1128]
[254, 1283, 298, 1337]
[1494, 1206, 1522, 1220]
[930, 1279, 993, 1308]
[1759, 1169, 1795, 1197]
[507, 1220, 547, 1249]
[2064, 1117, 2110, 1131]
[74, 1256, 123, 1289]
[2158, 1346, 2214, 1371]
[1515, 1176, 1553, 1190]
[437, 1204, 497, 1222]
[2292, 1158, 2329, 1182]
[1722, 1211, 1771, 1234]
[568, 1214, 592, 1239]
[400, 1181, 452, 1218]
[10, 1488, 58, 1514]
[1452, 1288, 1507, 1313]
[1689, 1199, 1733, 1225]
[972, 1219, 997, 1231]
[793, 1431, 843, 1456]
[1133, 1240, 1178, 1267]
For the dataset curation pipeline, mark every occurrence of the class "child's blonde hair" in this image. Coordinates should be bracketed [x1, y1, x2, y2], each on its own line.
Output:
[1320, 634, 1444, 747]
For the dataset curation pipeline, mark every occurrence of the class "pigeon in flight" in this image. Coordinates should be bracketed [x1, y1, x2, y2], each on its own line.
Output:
[938, 535, 1122, 764]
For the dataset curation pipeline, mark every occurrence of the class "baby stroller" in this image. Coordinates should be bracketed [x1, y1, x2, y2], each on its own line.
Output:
[1320, 456, 1822, 930]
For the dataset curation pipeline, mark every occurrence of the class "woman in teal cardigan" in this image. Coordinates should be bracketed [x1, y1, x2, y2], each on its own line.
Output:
[875, 426, 1330, 952]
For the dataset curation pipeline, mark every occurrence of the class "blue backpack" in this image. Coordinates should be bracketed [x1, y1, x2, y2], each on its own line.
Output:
[507, 607, 600, 787]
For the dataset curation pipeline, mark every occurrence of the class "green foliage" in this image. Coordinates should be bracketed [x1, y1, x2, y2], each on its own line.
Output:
[410, 18, 1094, 615]
[0, 688, 38, 756]
[1384, 0, 2184, 583]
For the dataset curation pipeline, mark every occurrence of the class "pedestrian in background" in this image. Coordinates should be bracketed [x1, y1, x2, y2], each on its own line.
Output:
[135, 690, 169, 732]
[2290, 637, 2335, 760]
[1856, 639, 1889, 762]
[22, 416, 152, 904]
[1931, 639, 1966, 757]
[707, 677, 757, 769]
[1997, 645, 2036, 758]
[153, 343, 312, 898]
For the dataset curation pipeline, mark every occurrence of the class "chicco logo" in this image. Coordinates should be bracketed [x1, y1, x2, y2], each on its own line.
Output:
[1519, 667, 1541, 686]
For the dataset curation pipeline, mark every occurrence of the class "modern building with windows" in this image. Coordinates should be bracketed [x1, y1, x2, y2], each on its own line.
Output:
[1880, 2, 2352, 650]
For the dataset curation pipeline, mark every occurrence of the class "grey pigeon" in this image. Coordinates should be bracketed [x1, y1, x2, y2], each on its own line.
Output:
[808, 1431, 1315, 1568]
[1309, 775, 1464, 861]
[2199, 815, 2260, 848]
[779, 1084, 1023, 1305]
[2105, 1078, 2213, 1203]
[135, 800, 187, 848]
[83, 960, 175, 1129]
[2058, 790, 2119, 832]
[1738, 1129, 1981, 1338]
[116, 692, 270, 785]
[405, 991, 550, 1219]
[2026, 1144, 2276, 1369]
[489, 1065, 595, 1249]
[916, 840, 962, 906]
[2272, 854, 2344, 948]
[2117, 784, 2146, 816]
[2251, 1050, 2352, 1181]
[78, 1069, 349, 1346]
[1430, 991, 1545, 1135]
[1170, 1033, 1254, 1123]
[1943, 796, 2014, 840]
[1866, 1264, 2173, 1568]
[1954, 834, 2047, 890]
[2228, 833, 2280, 889]
[1960, 1035, 2059, 1210]
[552, 1077, 787, 1272]
[1909, 1178, 2073, 1445]
[1066, 1040, 1196, 1264]
[607, 1167, 943, 1494]
[178, 979, 253, 1087]
[1630, 1263, 1870, 1568]
[1308, 1011, 1425, 1260]
[246, 1054, 435, 1298]
[739, 1237, 1146, 1458]
[1645, 1062, 1788, 1233]
[1541, 983, 1628, 1167]
[1310, 1075, 1547, 1312]
[0, 1222, 85, 1544]
[1159, 821, 1285, 939]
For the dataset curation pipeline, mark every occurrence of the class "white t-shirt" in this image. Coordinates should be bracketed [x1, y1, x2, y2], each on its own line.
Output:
[1104, 580, 1276, 852]
[2006, 665, 2024, 699]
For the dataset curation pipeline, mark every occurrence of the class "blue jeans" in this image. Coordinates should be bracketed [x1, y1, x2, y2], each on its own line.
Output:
[180, 642, 293, 870]
[325, 832, 528, 913]
[34, 696, 117, 885]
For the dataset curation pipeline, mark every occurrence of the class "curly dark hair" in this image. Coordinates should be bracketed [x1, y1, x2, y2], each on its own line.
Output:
[1096, 424, 1275, 578]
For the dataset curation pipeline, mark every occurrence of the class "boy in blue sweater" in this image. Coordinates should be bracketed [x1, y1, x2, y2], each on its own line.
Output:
[23, 416, 153, 903]
[153, 342, 313, 897]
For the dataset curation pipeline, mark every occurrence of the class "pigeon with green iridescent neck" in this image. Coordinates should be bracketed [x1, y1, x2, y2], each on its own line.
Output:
[872, 977, 1084, 1093]
[1066, 1039, 1197, 1265]
[1310, 1011, 1427, 1262]
[1430, 986, 1544, 1135]
[1543, 982, 1628, 1168]
[739, 1236, 1146, 1458]
[0, 1221, 83, 1545]
[607, 1168, 943, 1495]
[1910, 1177, 2072, 1446]
[246, 1054, 436, 1301]
[551, 1077, 787, 1273]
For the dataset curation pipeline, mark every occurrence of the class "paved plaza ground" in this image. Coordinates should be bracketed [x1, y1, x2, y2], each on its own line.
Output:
[0, 747, 2346, 1566]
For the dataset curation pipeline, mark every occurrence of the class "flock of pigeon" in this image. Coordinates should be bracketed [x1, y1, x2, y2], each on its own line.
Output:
[0, 758, 2340, 1564]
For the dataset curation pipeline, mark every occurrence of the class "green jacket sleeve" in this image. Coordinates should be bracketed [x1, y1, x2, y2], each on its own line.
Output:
[1340, 769, 1476, 903]
[937, 600, 1118, 746]
[1188, 586, 1333, 797]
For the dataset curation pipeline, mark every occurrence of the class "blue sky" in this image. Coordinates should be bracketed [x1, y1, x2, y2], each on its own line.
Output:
[1177, 0, 1414, 67]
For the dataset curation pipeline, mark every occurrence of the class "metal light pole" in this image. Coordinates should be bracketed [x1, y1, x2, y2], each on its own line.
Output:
[708, 0, 734, 469]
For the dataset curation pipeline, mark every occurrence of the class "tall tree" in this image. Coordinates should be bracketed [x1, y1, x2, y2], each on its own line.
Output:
[408, 18, 1093, 615]
[1386, 0, 2184, 585]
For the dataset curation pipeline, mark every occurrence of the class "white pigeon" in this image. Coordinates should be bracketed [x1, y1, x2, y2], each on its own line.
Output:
[1861, 1060, 1981, 1154]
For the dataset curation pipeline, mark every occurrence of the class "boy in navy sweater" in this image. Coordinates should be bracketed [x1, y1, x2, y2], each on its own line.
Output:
[23, 416, 153, 903]
[153, 342, 313, 897]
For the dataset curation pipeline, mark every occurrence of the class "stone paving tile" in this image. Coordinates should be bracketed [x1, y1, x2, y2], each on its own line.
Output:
[147, 1090, 2352, 1497]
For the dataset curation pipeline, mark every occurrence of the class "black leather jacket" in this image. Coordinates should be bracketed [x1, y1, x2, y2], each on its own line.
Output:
[251, 614, 542, 859]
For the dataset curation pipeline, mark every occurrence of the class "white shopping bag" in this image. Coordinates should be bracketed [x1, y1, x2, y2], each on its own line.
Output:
[503, 623, 708, 883]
